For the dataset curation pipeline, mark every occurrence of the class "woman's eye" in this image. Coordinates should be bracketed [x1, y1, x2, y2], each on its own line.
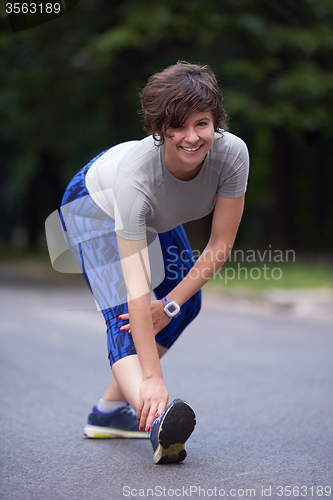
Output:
[197, 121, 207, 127]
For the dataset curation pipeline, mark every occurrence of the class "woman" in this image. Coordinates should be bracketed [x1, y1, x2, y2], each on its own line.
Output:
[60, 61, 249, 464]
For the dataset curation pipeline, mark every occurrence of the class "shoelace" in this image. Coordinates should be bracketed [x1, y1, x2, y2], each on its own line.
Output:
[123, 405, 137, 418]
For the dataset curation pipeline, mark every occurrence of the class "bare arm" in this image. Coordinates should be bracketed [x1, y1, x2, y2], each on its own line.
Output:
[168, 194, 245, 305]
[116, 236, 168, 431]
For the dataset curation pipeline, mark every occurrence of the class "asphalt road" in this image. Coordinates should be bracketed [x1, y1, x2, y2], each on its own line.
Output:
[1, 283, 332, 500]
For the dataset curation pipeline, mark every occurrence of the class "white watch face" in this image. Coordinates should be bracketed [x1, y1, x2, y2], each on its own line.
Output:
[165, 301, 180, 316]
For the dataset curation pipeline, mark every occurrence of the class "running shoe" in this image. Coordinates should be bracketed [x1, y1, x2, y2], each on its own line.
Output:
[149, 399, 196, 464]
[84, 403, 148, 439]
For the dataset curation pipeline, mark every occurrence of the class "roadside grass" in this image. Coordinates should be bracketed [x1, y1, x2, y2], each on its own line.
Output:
[1, 244, 332, 290]
[206, 260, 333, 291]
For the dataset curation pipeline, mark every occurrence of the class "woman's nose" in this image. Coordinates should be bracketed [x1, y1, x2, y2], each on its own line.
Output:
[184, 127, 199, 143]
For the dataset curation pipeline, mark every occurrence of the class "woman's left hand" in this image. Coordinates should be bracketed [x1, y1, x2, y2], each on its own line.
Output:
[119, 300, 172, 336]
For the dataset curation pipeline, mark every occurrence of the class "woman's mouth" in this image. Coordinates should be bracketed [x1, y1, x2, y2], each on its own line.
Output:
[180, 145, 202, 153]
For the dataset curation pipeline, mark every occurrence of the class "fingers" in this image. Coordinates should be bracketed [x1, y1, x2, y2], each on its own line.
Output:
[139, 402, 151, 432]
[156, 401, 167, 418]
[146, 403, 160, 432]
[137, 378, 168, 432]
[120, 324, 131, 332]
[145, 400, 168, 431]
[138, 398, 168, 432]
[118, 314, 129, 320]
[118, 314, 131, 333]
[140, 403, 157, 432]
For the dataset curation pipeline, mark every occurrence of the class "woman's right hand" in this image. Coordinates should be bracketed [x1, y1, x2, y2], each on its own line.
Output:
[137, 376, 169, 432]
[118, 299, 172, 336]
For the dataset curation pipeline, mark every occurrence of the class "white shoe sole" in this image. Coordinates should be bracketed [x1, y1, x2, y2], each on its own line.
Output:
[84, 425, 149, 439]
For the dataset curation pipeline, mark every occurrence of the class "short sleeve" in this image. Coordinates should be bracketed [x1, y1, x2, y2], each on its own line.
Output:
[217, 137, 249, 198]
[114, 185, 150, 241]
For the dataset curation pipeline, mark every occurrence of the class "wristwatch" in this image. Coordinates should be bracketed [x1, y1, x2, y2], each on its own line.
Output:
[162, 296, 181, 317]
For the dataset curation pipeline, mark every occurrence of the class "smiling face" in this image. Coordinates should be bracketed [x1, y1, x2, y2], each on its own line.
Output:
[164, 110, 215, 181]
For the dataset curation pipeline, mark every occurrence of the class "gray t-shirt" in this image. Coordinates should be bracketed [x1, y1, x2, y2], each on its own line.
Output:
[85, 131, 249, 241]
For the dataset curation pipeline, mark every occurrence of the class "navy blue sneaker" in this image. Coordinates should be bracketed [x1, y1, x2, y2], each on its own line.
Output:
[149, 399, 196, 464]
[84, 403, 148, 439]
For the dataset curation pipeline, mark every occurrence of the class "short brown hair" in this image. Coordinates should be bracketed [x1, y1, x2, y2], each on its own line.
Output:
[140, 61, 228, 145]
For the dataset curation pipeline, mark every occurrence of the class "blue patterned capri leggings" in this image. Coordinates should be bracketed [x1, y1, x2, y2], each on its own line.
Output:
[60, 151, 202, 367]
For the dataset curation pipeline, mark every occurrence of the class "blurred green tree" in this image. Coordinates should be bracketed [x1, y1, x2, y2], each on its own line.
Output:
[0, 0, 332, 251]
